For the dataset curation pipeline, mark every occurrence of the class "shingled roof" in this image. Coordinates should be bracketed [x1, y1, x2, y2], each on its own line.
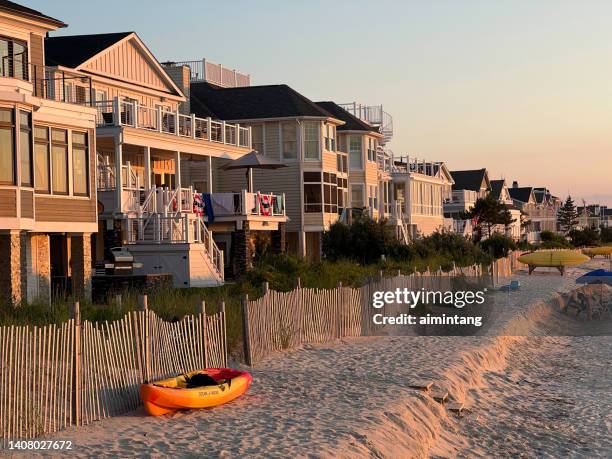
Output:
[449, 169, 489, 192]
[508, 186, 534, 203]
[314, 101, 379, 133]
[190, 82, 336, 121]
[489, 179, 506, 200]
[0, 0, 65, 27]
[45, 32, 133, 67]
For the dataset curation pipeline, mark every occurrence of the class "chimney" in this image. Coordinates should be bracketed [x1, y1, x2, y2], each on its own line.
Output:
[512, 181, 518, 189]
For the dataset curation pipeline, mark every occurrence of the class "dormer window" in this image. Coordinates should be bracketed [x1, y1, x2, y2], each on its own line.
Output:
[0, 37, 28, 81]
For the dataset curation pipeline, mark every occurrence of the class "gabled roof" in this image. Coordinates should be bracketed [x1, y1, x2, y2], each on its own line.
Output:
[0, 0, 65, 28]
[449, 169, 489, 192]
[314, 101, 379, 133]
[190, 82, 338, 121]
[508, 186, 534, 203]
[45, 32, 184, 99]
[45, 32, 132, 68]
[489, 179, 506, 200]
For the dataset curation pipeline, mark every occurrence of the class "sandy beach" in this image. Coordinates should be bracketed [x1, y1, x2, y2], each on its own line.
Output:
[6, 259, 610, 458]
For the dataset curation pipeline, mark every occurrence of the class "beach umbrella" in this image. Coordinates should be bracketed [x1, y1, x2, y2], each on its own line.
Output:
[221, 151, 287, 192]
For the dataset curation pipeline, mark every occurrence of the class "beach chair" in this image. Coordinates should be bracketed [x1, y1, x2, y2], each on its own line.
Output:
[499, 280, 521, 292]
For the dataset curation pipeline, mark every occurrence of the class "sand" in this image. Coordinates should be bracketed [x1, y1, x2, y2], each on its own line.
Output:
[5, 259, 610, 458]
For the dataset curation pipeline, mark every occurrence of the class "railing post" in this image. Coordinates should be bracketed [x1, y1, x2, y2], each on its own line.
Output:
[133, 101, 139, 128]
[242, 189, 248, 215]
[206, 117, 212, 141]
[221, 121, 226, 143]
[69, 301, 81, 426]
[191, 114, 196, 139]
[62, 70, 66, 102]
[235, 123, 240, 146]
[113, 97, 121, 126]
[174, 110, 179, 136]
[156, 106, 162, 132]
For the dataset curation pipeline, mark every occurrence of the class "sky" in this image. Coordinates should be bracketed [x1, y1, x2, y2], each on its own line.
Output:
[25, 0, 612, 205]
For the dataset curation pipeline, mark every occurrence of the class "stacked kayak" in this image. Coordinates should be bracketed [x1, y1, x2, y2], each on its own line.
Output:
[518, 250, 589, 275]
[582, 246, 612, 258]
[140, 368, 252, 416]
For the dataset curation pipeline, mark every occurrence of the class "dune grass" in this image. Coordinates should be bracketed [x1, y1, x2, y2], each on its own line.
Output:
[0, 253, 488, 355]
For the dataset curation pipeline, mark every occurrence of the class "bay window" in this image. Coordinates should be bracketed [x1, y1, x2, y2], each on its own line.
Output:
[51, 129, 68, 195]
[303, 122, 320, 160]
[72, 131, 89, 196]
[0, 108, 14, 184]
[303, 171, 322, 212]
[323, 172, 338, 213]
[34, 126, 50, 193]
[349, 136, 362, 170]
[19, 111, 32, 187]
[281, 122, 297, 160]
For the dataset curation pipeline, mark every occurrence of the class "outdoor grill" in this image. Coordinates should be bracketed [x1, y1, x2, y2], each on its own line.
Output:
[104, 247, 142, 275]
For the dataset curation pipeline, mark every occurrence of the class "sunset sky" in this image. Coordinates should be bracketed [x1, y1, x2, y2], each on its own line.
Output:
[27, 0, 612, 205]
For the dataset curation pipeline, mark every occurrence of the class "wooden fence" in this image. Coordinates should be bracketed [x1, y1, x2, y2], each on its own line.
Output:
[243, 254, 520, 365]
[0, 298, 226, 444]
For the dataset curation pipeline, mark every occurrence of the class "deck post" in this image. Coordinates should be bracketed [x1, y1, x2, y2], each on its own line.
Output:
[69, 301, 81, 426]
[114, 136, 123, 211]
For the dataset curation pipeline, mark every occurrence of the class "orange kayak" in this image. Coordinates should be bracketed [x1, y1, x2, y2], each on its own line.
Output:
[140, 368, 252, 416]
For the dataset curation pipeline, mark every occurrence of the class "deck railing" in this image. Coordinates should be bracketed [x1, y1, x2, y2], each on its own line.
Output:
[209, 191, 286, 218]
[163, 58, 250, 87]
[94, 97, 251, 148]
[1, 58, 94, 106]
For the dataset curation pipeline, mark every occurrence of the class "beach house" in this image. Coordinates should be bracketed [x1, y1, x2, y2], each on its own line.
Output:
[443, 169, 490, 237]
[44, 34, 286, 285]
[185, 79, 346, 260]
[314, 101, 391, 222]
[531, 187, 561, 234]
[0, 1, 98, 304]
[489, 179, 522, 239]
[390, 157, 454, 239]
[508, 182, 538, 241]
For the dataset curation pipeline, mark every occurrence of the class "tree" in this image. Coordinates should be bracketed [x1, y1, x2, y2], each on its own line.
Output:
[557, 196, 579, 234]
[464, 194, 516, 238]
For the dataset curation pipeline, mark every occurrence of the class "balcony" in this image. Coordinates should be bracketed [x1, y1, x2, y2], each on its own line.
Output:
[1, 57, 94, 106]
[208, 191, 286, 221]
[164, 58, 250, 87]
[93, 97, 251, 148]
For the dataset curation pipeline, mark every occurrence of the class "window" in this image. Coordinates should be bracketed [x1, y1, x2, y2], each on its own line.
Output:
[337, 176, 348, 212]
[51, 129, 68, 194]
[369, 185, 378, 210]
[323, 172, 338, 213]
[251, 125, 264, 155]
[0, 38, 28, 80]
[351, 184, 364, 208]
[75, 86, 90, 105]
[19, 111, 32, 187]
[34, 126, 50, 193]
[367, 138, 376, 162]
[303, 172, 322, 212]
[325, 124, 336, 151]
[281, 123, 297, 160]
[349, 136, 362, 169]
[0, 108, 15, 184]
[303, 122, 320, 160]
[72, 131, 89, 196]
[95, 90, 108, 102]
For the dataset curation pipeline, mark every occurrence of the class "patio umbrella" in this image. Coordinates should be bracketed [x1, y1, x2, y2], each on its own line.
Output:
[221, 151, 287, 192]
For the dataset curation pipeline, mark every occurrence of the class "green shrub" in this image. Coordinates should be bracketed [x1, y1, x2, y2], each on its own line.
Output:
[539, 230, 571, 249]
[478, 233, 517, 259]
[568, 227, 600, 247]
[601, 227, 612, 244]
